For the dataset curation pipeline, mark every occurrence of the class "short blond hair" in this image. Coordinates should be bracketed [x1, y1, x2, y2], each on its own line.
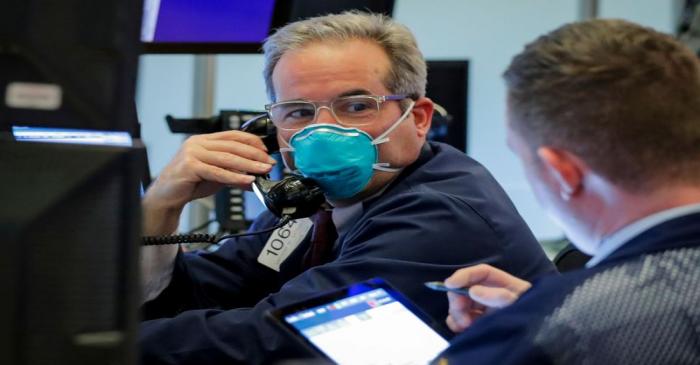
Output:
[504, 19, 700, 191]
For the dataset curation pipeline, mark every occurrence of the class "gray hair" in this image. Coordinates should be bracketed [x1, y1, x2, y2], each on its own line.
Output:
[262, 11, 427, 102]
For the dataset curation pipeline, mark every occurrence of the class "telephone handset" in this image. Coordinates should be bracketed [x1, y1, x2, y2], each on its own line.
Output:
[240, 114, 325, 220]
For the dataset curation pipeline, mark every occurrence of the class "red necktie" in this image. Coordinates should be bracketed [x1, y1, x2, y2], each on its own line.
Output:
[302, 209, 338, 269]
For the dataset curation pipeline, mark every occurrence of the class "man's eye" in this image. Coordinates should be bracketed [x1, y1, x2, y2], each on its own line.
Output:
[285, 107, 314, 119]
[348, 102, 370, 112]
[339, 101, 374, 114]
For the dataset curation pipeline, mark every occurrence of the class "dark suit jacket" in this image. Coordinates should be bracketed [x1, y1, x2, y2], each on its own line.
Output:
[437, 211, 700, 365]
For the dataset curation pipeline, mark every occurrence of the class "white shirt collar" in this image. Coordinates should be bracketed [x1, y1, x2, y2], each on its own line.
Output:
[586, 202, 700, 267]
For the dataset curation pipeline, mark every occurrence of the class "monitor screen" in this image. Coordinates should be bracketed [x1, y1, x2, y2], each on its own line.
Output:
[141, 0, 277, 53]
[12, 126, 133, 147]
[140, 0, 396, 54]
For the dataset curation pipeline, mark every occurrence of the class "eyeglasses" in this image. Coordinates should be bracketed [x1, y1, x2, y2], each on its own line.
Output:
[265, 94, 407, 131]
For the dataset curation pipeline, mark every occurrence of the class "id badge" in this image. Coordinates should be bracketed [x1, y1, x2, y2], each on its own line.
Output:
[257, 218, 313, 272]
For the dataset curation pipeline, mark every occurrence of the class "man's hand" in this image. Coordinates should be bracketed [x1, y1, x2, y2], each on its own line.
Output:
[444, 264, 532, 333]
[142, 130, 277, 235]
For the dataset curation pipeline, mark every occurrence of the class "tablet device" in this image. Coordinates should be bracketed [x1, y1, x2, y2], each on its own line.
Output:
[267, 278, 449, 364]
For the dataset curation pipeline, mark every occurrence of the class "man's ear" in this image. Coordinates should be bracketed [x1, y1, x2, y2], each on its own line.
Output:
[411, 97, 434, 138]
[536, 147, 585, 198]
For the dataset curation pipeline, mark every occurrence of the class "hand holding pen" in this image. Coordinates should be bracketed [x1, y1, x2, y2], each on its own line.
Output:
[430, 264, 532, 333]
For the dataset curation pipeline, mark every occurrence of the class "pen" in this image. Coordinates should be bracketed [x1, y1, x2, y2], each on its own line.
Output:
[424, 281, 470, 296]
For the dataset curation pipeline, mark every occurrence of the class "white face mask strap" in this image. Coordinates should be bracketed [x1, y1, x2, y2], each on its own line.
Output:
[373, 162, 401, 173]
[278, 146, 294, 172]
[279, 146, 294, 153]
[372, 100, 415, 146]
[277, 135, 296, 171]
[278, 129, 293, 148]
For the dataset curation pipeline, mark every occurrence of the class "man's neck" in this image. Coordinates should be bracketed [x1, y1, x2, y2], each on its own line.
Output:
[592, 184, 700, 242]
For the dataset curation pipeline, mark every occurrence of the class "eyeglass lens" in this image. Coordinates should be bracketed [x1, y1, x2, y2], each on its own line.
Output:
[269, 96, 380, 129]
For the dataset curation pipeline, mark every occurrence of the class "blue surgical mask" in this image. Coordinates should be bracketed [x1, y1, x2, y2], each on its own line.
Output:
[280, 101, 415, 200]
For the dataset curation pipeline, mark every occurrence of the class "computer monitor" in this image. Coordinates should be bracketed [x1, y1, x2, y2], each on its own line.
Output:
[11, 125, 151, 193]
[0, 140, 142, 365]
[426, 60, 469, 153]
[0, 0, 143, 364]
[0, 0, 141, 133]
[141, 0, 395, 54]
[141, 0, 281, 53]
[141, 0, 279, 53]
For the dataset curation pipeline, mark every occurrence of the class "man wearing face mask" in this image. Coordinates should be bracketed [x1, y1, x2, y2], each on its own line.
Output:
[276, 95, 415, 202]
[434, 19, 700, 364]
[139, 12, 555, 364]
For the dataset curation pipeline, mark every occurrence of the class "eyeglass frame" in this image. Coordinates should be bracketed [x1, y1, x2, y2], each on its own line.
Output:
[264, 94, 409, 131]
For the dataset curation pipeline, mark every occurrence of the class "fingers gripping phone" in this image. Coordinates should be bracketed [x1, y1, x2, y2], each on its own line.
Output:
[240, 114, 325, 220]
[141, 114, 326, 247]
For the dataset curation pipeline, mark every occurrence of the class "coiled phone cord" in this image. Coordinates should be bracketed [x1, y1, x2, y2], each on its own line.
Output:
[141, 215, 291, 246]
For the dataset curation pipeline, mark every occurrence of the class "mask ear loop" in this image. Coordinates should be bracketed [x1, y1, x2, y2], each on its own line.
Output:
[370, 100, 415, 172]
[373, 162, 400, 172]
[278, 130, 297, 173]
[371, 100, 415, 146]
[278, 147, 295, 172]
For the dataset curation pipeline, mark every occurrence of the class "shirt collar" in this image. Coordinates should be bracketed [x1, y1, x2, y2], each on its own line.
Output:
[332, 202, 364, 238]
[586, 202, 700, 267]
[329, 181, 391, 237]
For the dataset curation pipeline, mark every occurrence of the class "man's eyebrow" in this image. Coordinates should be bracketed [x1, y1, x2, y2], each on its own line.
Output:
[337, 89, 372, 97]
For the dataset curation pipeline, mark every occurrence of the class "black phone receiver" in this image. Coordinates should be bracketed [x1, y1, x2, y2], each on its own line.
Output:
[240, 113, 279, 152]
[240, 114, 325, 220]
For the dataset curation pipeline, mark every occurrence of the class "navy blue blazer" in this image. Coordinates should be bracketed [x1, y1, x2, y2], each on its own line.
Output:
[437, 211, 700, 365]
[140, 142, 555, 364]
